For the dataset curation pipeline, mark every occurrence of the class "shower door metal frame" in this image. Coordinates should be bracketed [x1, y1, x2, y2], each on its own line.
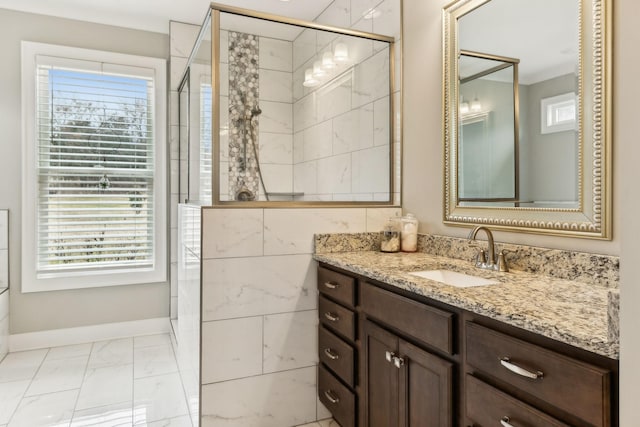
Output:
[185, 2, 399, 207]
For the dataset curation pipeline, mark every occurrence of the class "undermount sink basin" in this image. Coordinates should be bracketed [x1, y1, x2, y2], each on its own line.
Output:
[408, 269, 500, 288]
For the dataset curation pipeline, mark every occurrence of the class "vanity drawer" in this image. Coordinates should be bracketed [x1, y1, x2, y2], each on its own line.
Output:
[360, 282, 454, 355]
[318, 266, 356, 307]
[466, 322, 610, 427]
[466, 374, 569, 427]
[319, 326, 355, 387]
[319, 294, 356, 341]
[319, 364, 355, 427]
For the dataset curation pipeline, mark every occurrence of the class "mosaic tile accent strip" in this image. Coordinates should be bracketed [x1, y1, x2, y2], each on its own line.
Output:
[313, 232, 619, 289]
[228, 31, 260, 200]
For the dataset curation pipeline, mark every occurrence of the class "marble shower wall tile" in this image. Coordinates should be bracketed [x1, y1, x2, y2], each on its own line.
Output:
[202, 254, 317, 321]
[201, 208, 263, 259]
[351, 145, 389, 193]
[261, 101, 294, 134]
[201, 317, 263, 383]
[201, 367, 317, 427]
[259, 132, 293, 164]
[352, 48, 389, 108]
[263, 208, 367, 255]
[332, 104, 374, 155]
[316, 154, 351, 195]
[260, 37, 292, 72]
[259, 69, 293, 103]
[263, 310, 318, 373]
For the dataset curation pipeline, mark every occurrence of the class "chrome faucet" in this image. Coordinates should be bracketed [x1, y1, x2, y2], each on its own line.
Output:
[468, 226, 509, 272]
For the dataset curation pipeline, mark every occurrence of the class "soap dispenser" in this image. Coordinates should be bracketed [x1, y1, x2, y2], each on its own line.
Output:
[400, 213, 418, 252]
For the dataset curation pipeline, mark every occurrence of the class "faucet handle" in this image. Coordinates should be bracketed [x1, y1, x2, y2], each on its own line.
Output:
[497, 250, 509, 272]
[475, 249, 487, 267]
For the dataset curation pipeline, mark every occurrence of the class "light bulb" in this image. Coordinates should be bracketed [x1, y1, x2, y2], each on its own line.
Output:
[302, 68, 319, 87]
[460, 101, 470, 114]
[333, 43, 349, 63]
[321, 51, 336, 69]
[471, 97, 481, 112]
[312, 61, 326, 78]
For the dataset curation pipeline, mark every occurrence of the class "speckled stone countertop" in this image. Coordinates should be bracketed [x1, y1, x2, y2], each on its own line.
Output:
[314, 250, 619, 359]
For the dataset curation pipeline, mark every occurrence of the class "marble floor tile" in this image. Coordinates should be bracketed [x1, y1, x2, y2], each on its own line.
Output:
[87, 338, 133, 369]
[0, 349, 47, 383]
[0, 380, 30, 425]
[133, 372, 189, 425]
[143, 415, 193, 427]
[70, 402, 133, 427]
[134, 334, 173, 349]
[45, 344, 92, 361]
[76, 364, 133, 411]
[8, 388, 77, 427]
[134, 344, 178, 379]
[25, 355, 88, 397]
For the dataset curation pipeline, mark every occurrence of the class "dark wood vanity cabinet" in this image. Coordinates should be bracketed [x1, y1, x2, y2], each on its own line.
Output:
[317, 266, 358, 427]
[362, 319, 454, 427]
[316, 263, 619, 427]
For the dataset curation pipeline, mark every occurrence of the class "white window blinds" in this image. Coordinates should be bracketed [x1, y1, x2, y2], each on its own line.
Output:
[36, 64, 155, 273]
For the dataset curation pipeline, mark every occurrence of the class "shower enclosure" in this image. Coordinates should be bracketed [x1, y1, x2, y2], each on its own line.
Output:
[178, 3, 396, 205]
[174, 3, 399, 425]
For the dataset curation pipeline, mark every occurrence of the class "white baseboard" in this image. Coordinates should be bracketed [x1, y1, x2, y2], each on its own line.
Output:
[9, 317, 171, 352]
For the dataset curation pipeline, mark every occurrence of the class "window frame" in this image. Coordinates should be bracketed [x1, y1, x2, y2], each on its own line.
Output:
[21, 41, 167, 293]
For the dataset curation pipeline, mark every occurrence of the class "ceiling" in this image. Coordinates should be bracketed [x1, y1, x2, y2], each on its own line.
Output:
[0, 0, 334, 34]
[459, 0, 579, 85]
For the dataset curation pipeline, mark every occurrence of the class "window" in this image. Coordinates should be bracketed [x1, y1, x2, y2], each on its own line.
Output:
[541, 92, 577, 134]
[21, 42, 166, 292]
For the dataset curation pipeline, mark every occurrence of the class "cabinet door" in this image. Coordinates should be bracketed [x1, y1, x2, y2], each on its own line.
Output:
[363, 320, 399, 427]
[399, 340, 453, 427]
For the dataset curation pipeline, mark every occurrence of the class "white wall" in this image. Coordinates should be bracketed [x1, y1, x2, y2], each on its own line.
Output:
[616, 0, 640, 425]
[0, 8, 170, 334]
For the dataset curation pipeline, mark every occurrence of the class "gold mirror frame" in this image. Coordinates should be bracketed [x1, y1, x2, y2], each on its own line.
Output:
[442, 0, 611, 239]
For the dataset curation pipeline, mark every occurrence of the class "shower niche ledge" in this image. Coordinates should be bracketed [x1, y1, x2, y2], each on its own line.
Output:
[178, 3, 400, 207]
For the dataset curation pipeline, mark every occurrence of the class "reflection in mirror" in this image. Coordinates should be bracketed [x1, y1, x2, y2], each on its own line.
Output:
[215, 11, 393, 202]
[443, 0, 611, 238]
[458, 52, 518, 203]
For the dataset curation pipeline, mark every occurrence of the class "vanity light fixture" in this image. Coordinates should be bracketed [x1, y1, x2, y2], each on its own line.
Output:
[333, 43, 349, 63]
[322, 51, 336, 69]
[312, 60, 326, 78]
[302, 68, 319, 87]
[470, 96, 482, 112]
[460, 100, 470, 114]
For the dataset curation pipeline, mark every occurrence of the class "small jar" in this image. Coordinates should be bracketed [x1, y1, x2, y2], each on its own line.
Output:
[400, 213, 418, 252]
[380, 218, 401, 253]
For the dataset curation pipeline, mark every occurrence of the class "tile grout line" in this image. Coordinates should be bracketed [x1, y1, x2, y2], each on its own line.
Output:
[69, 342, 93, 424]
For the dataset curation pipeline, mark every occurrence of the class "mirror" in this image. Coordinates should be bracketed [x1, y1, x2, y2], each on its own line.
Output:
[443, 0, 611, 238]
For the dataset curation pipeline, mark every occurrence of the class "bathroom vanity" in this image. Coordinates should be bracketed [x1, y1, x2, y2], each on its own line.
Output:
[314, 249, 619, 427]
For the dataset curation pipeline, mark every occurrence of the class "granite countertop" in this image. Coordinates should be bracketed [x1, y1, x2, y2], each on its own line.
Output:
[314, 250, 618, 359]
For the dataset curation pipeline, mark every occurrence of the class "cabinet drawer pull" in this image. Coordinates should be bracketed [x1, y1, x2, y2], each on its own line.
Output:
[324, 390, 340, 404]
[324, 348, 339, 360]
[324, 281, 339, 290]
[385, 350, 395, 362]
[393, 356, 405, 369]
[500, 416, 514, 427]
[500, 357, 543, 380]
[324, 311, 340, 322]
